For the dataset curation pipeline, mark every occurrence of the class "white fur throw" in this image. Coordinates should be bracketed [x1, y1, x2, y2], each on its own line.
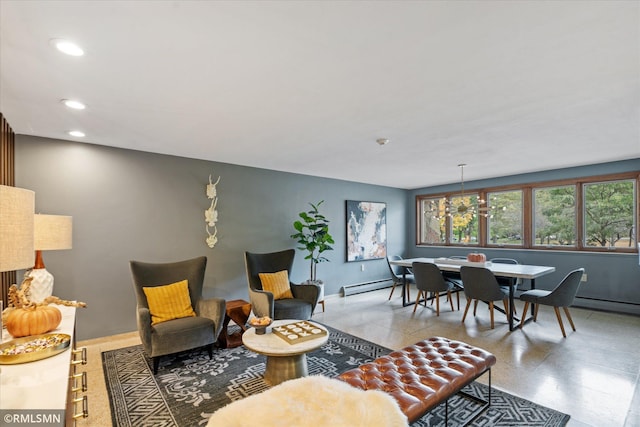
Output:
[207, 375, 409, 427]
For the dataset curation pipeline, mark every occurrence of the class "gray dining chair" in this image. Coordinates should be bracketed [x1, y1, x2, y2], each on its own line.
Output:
[386, 255, 415, 301]
[411, 262, 455, 316]
[460, 266, 510, 329]
[441, 255, 467, 309]
[490, 257, 520, 314]
[519, 268, 584, 337]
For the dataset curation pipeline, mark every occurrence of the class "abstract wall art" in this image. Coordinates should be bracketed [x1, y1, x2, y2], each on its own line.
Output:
[346, 200, 387, 261]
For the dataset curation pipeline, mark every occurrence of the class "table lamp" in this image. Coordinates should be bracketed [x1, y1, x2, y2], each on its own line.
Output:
[0, 185, 35, 340]
[28, 214, 72, 302]
[0, 185, 35, 273]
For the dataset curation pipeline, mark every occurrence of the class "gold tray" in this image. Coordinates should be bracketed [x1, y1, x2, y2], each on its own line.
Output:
[0, 333, 71, 364]
[272, 321, 327, 345]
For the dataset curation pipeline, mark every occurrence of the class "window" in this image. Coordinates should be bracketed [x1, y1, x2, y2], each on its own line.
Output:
[416, 172, 638, 253]
[584, 179, 636, 249]
[534, 185, 576, 247]
[487, 190, 523, 246]
[419, 197, 446, 244]
[449, 195, 479, 244]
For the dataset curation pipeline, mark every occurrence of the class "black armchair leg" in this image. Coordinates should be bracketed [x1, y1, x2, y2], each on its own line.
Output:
[153, 357, 160, 375]
[207, 344, 213, 359]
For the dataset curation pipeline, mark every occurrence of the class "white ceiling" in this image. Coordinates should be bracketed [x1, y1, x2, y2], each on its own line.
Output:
[1, 1, 638, 189]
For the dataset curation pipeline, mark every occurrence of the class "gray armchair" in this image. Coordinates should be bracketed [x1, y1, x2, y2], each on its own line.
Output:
[244, 249, 320, 320]
[130, 256, 225, 374]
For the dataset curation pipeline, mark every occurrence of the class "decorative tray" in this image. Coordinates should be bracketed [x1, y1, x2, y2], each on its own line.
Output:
[272, 321, 327, 345]
[434, 258, 492, 267]
[0, 333, 71, 365]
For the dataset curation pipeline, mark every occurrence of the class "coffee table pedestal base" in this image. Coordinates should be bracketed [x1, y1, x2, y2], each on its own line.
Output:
[264, 353, 308, 386]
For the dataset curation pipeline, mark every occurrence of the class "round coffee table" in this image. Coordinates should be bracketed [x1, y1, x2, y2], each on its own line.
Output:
[242, 319, 328, 386]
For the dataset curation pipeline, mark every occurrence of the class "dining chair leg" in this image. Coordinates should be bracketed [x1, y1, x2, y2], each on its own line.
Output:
[473, 300, 479, 316]
[462, 299, 472, 323]
[563, 307, 576, 332]
[456, 291, 460, 311]
[435, 292, 440, 316]
[448, 292, 454, 312]
[520, 302, 530, 329]
[554, 306, 567, 337]
[534, 304, 540, 321]
[489, 301, 495, 329]
[413, 290, 423, 313]
[502, 298, 509, 320]
[388, 282, 397, 300]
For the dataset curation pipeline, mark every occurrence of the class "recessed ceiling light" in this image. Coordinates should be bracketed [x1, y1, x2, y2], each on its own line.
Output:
[68, 130, 85, 138]
[50, 39, 84, 56]
[61, 99, 86, 110]
[376, 138, 389, 146]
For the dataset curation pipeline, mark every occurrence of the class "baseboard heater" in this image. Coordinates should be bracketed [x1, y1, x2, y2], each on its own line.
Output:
[342, 279, 392, 297]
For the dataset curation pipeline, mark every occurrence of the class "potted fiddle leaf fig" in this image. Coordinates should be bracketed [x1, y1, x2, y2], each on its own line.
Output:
[291, 201, 335, 288]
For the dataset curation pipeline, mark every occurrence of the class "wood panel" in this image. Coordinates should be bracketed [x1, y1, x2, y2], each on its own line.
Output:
[0, 112, 17, 305]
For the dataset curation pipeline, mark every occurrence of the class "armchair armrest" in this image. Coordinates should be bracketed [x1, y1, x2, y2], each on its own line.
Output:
[197, 297, 226, 340]
[248, 287, 274, 318]
[136, 306, 152, 355]
[291, 283, 320, 307]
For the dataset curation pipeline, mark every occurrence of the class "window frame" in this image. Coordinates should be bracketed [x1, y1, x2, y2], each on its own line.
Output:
[415, 171, 639, 253]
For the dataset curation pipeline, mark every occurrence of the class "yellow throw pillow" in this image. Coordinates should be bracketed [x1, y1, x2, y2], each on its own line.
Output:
[143, 280, 196, 325]
[259, 270, 294, 300]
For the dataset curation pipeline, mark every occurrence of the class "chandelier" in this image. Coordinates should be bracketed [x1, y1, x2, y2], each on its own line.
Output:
[433, 164, 492, 219]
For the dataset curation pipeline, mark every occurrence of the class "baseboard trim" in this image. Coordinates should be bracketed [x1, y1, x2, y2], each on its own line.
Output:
[342, 279, 392, 296]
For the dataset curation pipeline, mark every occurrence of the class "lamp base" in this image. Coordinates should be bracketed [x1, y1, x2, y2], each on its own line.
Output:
[27, 268, 54, 303]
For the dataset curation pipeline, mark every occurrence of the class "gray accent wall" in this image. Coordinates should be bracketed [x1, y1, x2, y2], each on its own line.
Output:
[14, 136, 639, 340]
[407, 158, 640, 316]
[16, 135, 408, 340]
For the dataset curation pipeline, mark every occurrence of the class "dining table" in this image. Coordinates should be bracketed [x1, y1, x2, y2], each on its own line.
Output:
[389, 257, 556, 331]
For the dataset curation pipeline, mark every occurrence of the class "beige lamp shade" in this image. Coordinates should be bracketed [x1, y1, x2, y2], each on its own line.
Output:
[0, 185, 35, 272]
[34, 214, 73, 250]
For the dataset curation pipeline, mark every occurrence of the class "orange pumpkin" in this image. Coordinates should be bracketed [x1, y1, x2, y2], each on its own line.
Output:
[467, 253, 487, 262]
[5, 305, 62, 338]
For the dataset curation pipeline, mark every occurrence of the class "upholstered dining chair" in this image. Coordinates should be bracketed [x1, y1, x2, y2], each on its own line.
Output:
[441, 255, 466, 309]
[411, 261, 455, 316]
[519, 268, 584, 337]
[460, 266, 510, 329]
[386, 255, 415, 301]
[244, 249, 320, 320]
[130, 256, 225, 374]
[490, 257, 520, 314]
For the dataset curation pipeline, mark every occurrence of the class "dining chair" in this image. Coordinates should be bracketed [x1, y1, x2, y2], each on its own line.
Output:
[441, 255, 466, 309]
[386, 255, 415, 301]
[460, 266, 510, 329]
[519, 268, 584, 337]
[490, 257, 520, 314]
[411, 262, 455, 316]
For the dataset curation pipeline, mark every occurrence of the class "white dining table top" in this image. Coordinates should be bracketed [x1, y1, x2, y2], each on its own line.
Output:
[390, 257, 555, 279]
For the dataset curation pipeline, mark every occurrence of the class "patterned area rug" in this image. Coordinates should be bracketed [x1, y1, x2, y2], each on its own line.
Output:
[103, 326, 570, 427]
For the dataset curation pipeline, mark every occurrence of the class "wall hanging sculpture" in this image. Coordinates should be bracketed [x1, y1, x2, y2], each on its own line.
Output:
[205, 173, 220, 248]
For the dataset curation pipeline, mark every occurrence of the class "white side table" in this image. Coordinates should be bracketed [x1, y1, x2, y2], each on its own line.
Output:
[242, 319, 328, 386]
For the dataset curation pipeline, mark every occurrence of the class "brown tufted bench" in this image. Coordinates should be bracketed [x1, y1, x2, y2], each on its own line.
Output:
[337, 337, 496, 425]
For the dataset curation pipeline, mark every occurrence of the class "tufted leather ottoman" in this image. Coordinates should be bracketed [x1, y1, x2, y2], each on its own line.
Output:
[337, 336, 496, 424]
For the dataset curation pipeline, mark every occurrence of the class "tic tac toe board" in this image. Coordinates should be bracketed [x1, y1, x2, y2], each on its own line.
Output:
[271, 321, 327, 345]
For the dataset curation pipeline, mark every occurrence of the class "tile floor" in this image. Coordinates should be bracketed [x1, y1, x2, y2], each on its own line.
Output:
[77, 287, 640, 427]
